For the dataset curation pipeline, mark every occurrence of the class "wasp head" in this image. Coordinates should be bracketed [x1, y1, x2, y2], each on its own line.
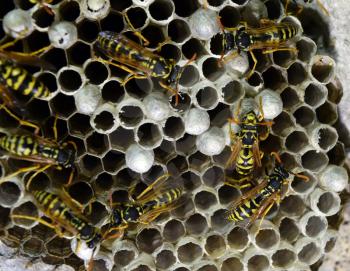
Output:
[235, 27, 252, 51]
[242, 111, 258, 125]
[58, 147, 76, 168]
[274, 165, 290, 180]
[223, 32, 236, 53]
[166, 64, 182, 86]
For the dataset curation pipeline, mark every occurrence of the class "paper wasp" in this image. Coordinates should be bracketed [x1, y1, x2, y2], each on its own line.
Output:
[225, 97, 273, 187]
[0, 111, 76, 189]
[226, 152, 309, 227]
[104, 174, 184, 238]
[219, 19, 301, 78]
[95, 31, 196, 105]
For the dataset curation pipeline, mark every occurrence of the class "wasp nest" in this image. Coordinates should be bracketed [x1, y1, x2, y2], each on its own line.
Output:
[0, 0, 347, 270]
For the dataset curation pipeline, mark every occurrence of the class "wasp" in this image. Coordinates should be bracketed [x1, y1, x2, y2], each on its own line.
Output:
[284, 0, 329, 16]
[105, 174, 184, 238]
[0, 112, 76, 189]
[219, 19, 301, 78]
[227, 152, 309, 227]
[95, 31, 196, 105]
[225, 98, 273, 188]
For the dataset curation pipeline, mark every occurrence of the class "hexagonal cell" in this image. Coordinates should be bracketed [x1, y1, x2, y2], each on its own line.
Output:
[176, 134, 197, 155]
[185, 213, 208, 236]
[285, 130, 308, 153]
[84, 61, 109, 85]
[86, 132, 109, 156]
[136, 228, 163, 254]
[66, 41, 91, 66]
[247, 72, 263, 88]
[101, 80, 125, 103]
[195, 86, 219, 110]
[37, 72, 58, 94]
[26, 98, 51, 123]
[168, 19, 191, 43]
[287, 62, 307, 85]
[59, 0, 80, 21]
[280, 87, 300, 109]
[291, 171, 316, 194]
[0, 206, 10, 228]
[182, 38, 206, 59]
[208, 103, 231, 127]
[167, 155, 188, 176]
[12, 201, 39, 228]
[125, 78, 152, 99]
[0, 181, 21, 206]
[109, 127, 134, 152]
[273, 50, 297, 68]
[327, 77, 343, 104]
[163, 219, 185, 242]
[172, 197, 195, 219]
[156, 250, 176, 270]
[255, 228, 279, 250]
[68, 113, 92, 137]
[182, 171, 201, 191]
[50, 93, 76, 118]
[136, 122, 163, 149]
[115, 167, 139, 187]
[260, 134, 282, 154]
[102, 150, 124, 174]
[141, 25, 166, 49]
[194, 190, 217, 210]
[80, 154, 103, 175]
[211, 209, 230, 233]
[221, 80, 244, 105]
[272, 111, 295, 136]
[114, 249, 135, 266]
[280, 152, 299, 170]
[42, 47, 68, 71]
[316, 101, 338, 125]
[118, 104, 144, 128]
[58, 69, 83, 93]
[279, 217, 300, 243]
[311, 55, 335, 84]
[172, 0, 199, 17]
[188, 152, 211, 173]
[227, 227, 249, 250]
[297, 241, 321, 265]
[124, 6, 147, 29]
[22, 237, 44, 257]
[202, 166, 224, 188]
[262, 66, 286, 90]
[293, 105, 316, 126]
[77, 19, 99, 43]
[177, 242, 203, 264]
[100, 11, 124, 32]
[67, 181, 93, 205]
[163, 116, 185, 141]
[46, 236, 72, 258]
[218, 185, 240, 205]
[271, 248, 296, 269]
[219, 5, 240, 28]
[304, 83, 327, 107]
[84, 201, 108, 225]
[221, 257, 244, 271]
[327, 142, 346, 166]
[212, 146, 232, 167]
[301, 150, 328, 172]
[7, 226, 30, 246]
[280, 195, 306, 217]
[202, 57, 225, 82]
[94, 172, 114, 193]
[297, 38, 316, 62]
[142, 164, 167, 183]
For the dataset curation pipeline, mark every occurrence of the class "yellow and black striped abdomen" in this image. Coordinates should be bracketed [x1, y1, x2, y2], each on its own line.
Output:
[228, 198, 261, 222]
[275, 24, 299, 42]
[1, 63, 50, 98]
[0, 135, 39, 156]
[236, 148, 255, 176]
[145, 187, 183, 209]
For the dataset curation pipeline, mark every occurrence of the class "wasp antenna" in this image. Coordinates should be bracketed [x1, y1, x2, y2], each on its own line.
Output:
[270, 152, 282, 164]
[293, 173, 310, 182]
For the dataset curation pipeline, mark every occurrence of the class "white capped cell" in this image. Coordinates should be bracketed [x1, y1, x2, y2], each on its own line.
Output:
[75, 84, 101, 115]
[143, 92, 171, 122]
[125, 144, 154, 173]
[196, 127, 226, 156]
[319, 165, 348, 192]
[184, 108, 210, 135]
[188, 8, 220, 40]
[255, 89, 283, 120]
[48, 22, 78, 49]
[3, 9, 34, 38]
[81, 0, 110, 20]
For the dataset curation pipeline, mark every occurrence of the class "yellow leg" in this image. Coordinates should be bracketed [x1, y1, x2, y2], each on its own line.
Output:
[52, 114, 59, 141]
[222, 51, 239, 64]
[262, 47, 298, 54]
[0, 104, 40, 134]
[159, 81, 180, 105]
[257, 201, 275, 230]
[0, 165, 41, 185]
[284, 0, 291, 14]
[123, 12, 150, 46]
[136, 173, 170, 200]
[96, 57, 138, 75]
[246, 50, 257, 79]
[16, 44, 52, 57]
[122, 73, 148, 86]
[0, 39, 20, 50]
[25, 164, 53, 190]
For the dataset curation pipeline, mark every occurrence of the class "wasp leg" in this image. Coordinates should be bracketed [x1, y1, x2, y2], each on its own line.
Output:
[25, 164, 53, 190]
[316, 0, 329, 16]
[222, 51, 239, 64]
[262, 46, 298, 55]
[0, 104, 40, 135]
[0, 165, 41, 185]
[96, 57, 139, 76]
[122, 73, 148, 86]
[154, 37, 172, 52]
[136, 173, 170, 200]
[250, 196, 277, 230]
[159, 81, 180, 105]
[123, 12, 150, 46]
[246, 50, 257, 79]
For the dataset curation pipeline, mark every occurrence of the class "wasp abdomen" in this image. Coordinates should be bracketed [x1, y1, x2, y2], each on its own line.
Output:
[0, 135, 39, 156]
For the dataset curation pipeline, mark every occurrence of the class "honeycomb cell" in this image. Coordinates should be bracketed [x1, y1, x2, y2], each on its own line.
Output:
[262, 66, 287, 90]
[297, 37, 316, 62]
[278, 217, 300, 243]
[168, 19, 191, 43]
[182, 171, 201, 191]
[285, 130, 309, 153]
[66, 41, 91, 66]
[194, 190, 217, 210]
[221, 80, 244, 105]
[22, 237, 44, 257]
[80, 154, 103, 175]
[311, 55, 335, 84]
[188, 152, 210, 173]
[100, 11, 124, 32]
[254, 227, 280, 250]
[310, 189, 341, 216]
[0, 206, 10, 228]
[114, 249, 136, 267]
[86, 131, 109, 156]
[0, 181, 21, 206]
[280, 87, 300, 109]
[316, 101, 338, 125]
[218, 185, 240, 205]
[227, 226, 249, 251]
[12, 201, 39, 228]
[109, 127, 134, 152]
[185, 213, 208, 236]
[156, 249, 176, 269]
[46, 237, 72, 258]
[67, 181, 93, 205]
[179, 65, 200, 87]
[202, 57, 225, 82]
[163, 219, 185, 242]
[299, 211, 328, 238]
[293, 105, 316, 126]
[50, 93, 76, 118]
[272, 111, 295, 136]
[136, 228, 163, 254]
[58, 68, 84, 94]
[125, 78, 152, 99]
[136, 121, 163, 149]
[301, 150, 328, 172]
[287, 62, 307, 85]
[182, 38, 206, 59]
[101, 80, 125, 103]
[327, 77, 343, 104]
[211, 209, 230, 233]
[172, 0, 199, 17]
[273, 50, 297, 68]
[84, 60, 109, 85]
[176, 134, 197, 156]
[177, 240, 203, 264]
[163, 116, 185, 141]
[118, 102, 144, 129]
[220, 257, 244, 271]
[204, 235, 226, 258]
[246, 254, 270, 271]
[296, 238, 322, 265]
[271, 246, 296, 269]
[304, 83, 327, 107]
[291, 171, 316, 195]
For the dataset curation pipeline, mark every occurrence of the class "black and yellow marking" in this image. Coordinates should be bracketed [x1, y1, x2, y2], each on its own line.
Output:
[144, 187, 183, 209]
[0, 135, 39, 156]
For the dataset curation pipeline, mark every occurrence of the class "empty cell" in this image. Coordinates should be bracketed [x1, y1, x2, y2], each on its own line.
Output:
[77, 19, 99, 42]
[297, 241, 321, 265]
[279, 217, 300, 243]
[36, 72, 57, 94]
[195, 190, 217, 210]
[227, 227, 249, 250]
[189, 152, 211, 172]
[209, 33, 223, 56]
[163, 219, 185, 242]
[149, 0, 174, 21]
[42, 47, 67, 71]
[85, 201, 108, 225]
[182, 171, 201, 191]
[301, 150, 328, 172]
[136, 228, 163, 254]
[84, 61, 109, 85]
[12, 201, 38, 228]
[316, 101, 338, 125]
[24, 172, 50, 192]
[94, 172, 113, 192]
[81, 154, 102, 174]
[68, 113, 92, 136]
[50, 93, 77, 118]
[273, 50, 296, 68]
[41, 256, 64, 266]
[280, 195, 305, 216]
[163, 116, 185, 140]
[125, 78, 152, 99]
[247, 72, 263, 87]
[291, 171, 316, 194]
[142, 164, 166, 183]
[86, 132, 109, 155]
[126, 7, 147, 29]
[202, 166, 224, 188]
[177, 242, 202, 263]
[167, 155, 188, 176]
[93, 110, 115, 132]
[173, 0, 199, 17]
[327, 142, 346, 166]
[260, 134, 282, 153]
[33, 7, 54, 29]
[202, 57, 225, 81]
[316, 191, 341, 216]
[67, 182, 93, 205]
[176, 134, 197, 155]
[221, 258, 244, 271]
[255, 228, 280, 250]
[101, 80, 125, 103]
[0, 206, 10, 228]
[247, 255, 269, 271]
[141, 25, 165, 49]
[211, 209, 230, 232]
[185, 213, 208, 235]
[114, 249, 135, 266]
[314, 126, 338, 151]
[327, 77, 343, 104]
[219, 6, 240, 28]
[293, 105, 315, 126]
[102, 150, 124, 174]
[25, 99, 51, 123]
[159, 43, 182, 62]
[183, 38, 206, 60]
[262, 66, 286, 90]
[304, 83, 327, 107]
[110, 189, 129, 204]
[287, 62, 307, 85]
[205, 235, 226, 258]
[109, 127, 135, 151]
[156, 250, 176, 269]
[136, 122, 163, 149]
[208, 103, 231, 127]
[0, 181, 21, 206]
[195, 86, 219, 110]
[100, 12, 124, 32]
[179, 65, 200, 87]
[218, 185, 240, 205]
[58, 69, 83, 93]
[168, 19, 190, 43]
[311, 55, 335, 84]
[118, 105, 144, 128]
[285, 130, 308, 153]
[154, 140, 176, 163]
[59, 0, 80, 21]
[271, 248, 296, 268]
[280, 87, 300, 109]
[297, 38, 316, 62]
[222, 80, 244, 105]
[22, 237, 43, 257]
[46, 237, 71, 258]
[303, 214, 327, 238]
[272, 111, 294, 136]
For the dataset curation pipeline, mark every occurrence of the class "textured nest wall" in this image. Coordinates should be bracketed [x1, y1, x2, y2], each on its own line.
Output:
[0, 0, 348, 271]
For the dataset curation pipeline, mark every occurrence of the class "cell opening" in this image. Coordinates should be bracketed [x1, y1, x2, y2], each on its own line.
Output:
[159, 43, 182, 62]
[272, 249, 296, 268]
[68, 182, 93, 205]
[317, 192, 338, 215]
[211, 209, 230, 232]
[311, 56, 334, 83]
[218, 185, 240, 205]
[168, 19, 191, 43]
[285, 131, 308, 153]
[156, 250, 176, 269]
[100, 12, 124, 32]
[291, 171, 315, 194]
[202, 166, 224, 188]
[36, 72, 57, 93]
[119, 105, 144, 127]
[305, 215, 327, 237]
[102, 80, 125, 103]
[297, 38, 316, 62]
[22, 237, 43, 257]
[272, 111, 294, 136]
[182, 38, 206, 59]
[85, 201, 108, 225]
[316, 101, 338, 125]
[81, 154, 102, 173]
[163, 219, 185, 242]
[33, 7, 54, 28]
[279, 217, 300, 243]
[280, 195, 305, 216]
[196, 86, 219, 109]
[0, 206, 11, 228]
[68, 113, 92, 136]
[136, 122, 162, 149]
[255, 229, 279, 249]
[77, 19, 99, 42]
[194, 190, 217, 210]
[114, 250, 135, 266]
[12, 202, 38, 227]
[95, 172, 113, 192]
[219, 6, 240, 28]
[188, 152, 211, 172]
[125, 78, 152, 99]
[177, 242, 202, 263]
[222, 80, 244, 104]
[126, 7, 147, 28]
[85, 61, 109, 85]
[58, 69, 83, 92]
[185, 213, 208, 235]
[93, 111, 115, 132]
[110, 0, 132, 11]
[179, 65, 199, 87]
[221, 257, 243, 271]
[172, 0, 199, 17]
[141, 25, 165, 49]
[298, 242, 321, 264]
[273, 50, 296, 68]
[163, 116, 185, 140]
[0, 181, 21, 206]
[301, 150, 328, 172]
[59, 0, 80, 22]
[202, 57, 225, 81]
[287, 62, 307, 85]
[109, 127, 134, 151]
[247, 72, 263, 87]
[318, 127, 337, 151]
[247, 255, 269, 271]
[24, 172, 50, 192]
[182, 171, 201, 191]
[50, 93, 76, 118]
[149, 0, 174, 21]
[262, 66, 286, 90]
[102, 150, 124, 173]
[86, 132, 109, 155]
[293, 106, 315, 126]
[227, 227, 249, 250]
[136, 228, 163, 254]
